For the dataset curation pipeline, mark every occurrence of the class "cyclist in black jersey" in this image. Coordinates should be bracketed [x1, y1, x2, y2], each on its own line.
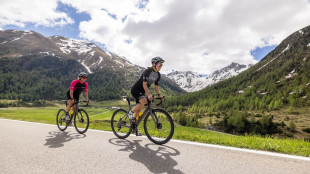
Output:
[128, 57, 165, 135]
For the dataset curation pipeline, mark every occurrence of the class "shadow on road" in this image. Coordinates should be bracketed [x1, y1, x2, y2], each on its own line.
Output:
[44, 131, 86, 148]
[109, 138, 184, 174]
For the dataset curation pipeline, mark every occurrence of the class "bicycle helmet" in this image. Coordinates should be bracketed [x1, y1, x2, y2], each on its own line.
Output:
[78, 72, 88, 78]
[151, 56, 165, 64]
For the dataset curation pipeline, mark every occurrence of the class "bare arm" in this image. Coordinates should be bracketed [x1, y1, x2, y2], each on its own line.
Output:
[155, 85, 160, 96]
[70, 90, 74, 99]
[84, 92, 88, 101]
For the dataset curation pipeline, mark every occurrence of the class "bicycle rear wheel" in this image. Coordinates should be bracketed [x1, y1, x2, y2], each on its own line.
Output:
[111, 109, 132, 139]
[74, 109, 89, 134]
[144, 109, 174, 145]
[56, 109, 68, 131]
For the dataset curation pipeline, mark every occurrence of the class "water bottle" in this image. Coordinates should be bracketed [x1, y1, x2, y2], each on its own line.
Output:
[69, 110, 74, 117]
[136, 112, 143, 121]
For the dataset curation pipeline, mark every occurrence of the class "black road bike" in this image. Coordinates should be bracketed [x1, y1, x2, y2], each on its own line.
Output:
[56, 100, 89, 134]
[111, 96, 174, 145]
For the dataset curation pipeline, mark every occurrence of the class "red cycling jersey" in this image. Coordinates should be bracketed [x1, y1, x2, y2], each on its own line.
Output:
[70, 80, 88, 93]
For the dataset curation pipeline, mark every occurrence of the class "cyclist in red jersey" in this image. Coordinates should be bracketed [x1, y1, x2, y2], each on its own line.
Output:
[64, 72, 89, 121]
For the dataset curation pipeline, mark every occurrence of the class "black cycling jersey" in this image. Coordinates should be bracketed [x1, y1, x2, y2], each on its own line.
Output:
[132, 67, 161, 92]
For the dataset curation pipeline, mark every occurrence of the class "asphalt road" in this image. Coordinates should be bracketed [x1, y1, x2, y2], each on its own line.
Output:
[0, 118, 309, 174]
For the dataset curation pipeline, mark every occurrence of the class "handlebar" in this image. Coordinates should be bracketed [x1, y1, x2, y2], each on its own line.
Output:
[145, 96, 165, 106]
[121, 95, 164, 107]
[79, 100, 89, 107]
[62, 100, 89, 107]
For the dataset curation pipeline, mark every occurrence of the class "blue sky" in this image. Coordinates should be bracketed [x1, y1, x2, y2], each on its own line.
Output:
[1, 0, 310, 74]
[251, 45, 277, 61]
[3, 3, 89, 39]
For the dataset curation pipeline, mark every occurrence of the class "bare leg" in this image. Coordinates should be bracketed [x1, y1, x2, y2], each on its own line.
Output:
[131, 98, 147, 120]
[66, 99, 74, 113]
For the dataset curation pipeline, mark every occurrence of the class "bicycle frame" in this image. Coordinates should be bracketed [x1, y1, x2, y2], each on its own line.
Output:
[65, 100, 88, 122]
[122, 96, 159, 128]
[71, 102, 79, 120]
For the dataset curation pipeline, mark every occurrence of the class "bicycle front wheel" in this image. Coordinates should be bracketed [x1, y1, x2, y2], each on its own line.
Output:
[56, 109, 68, 131]
[111, 109, 132, 139]
[144, 109, 174, 145]
[74, 109, 89, 134]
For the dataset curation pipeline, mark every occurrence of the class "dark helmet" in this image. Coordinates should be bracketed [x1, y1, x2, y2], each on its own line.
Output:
[78, 72, 88, 78]
[151, 56, 165, 64]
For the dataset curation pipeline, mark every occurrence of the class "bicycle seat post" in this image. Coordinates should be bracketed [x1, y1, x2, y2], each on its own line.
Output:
[122, 96, 131, 110]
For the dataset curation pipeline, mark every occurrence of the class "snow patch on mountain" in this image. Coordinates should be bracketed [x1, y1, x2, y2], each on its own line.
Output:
[10, 30, 33, 42]
[98, 56, 104, 65]
[81, 61, 93, 74]
[39, 51, 58, 57]
[114, 60, 125, 68]
[54, 37, 97, 55]
[106, 52, 112, 58]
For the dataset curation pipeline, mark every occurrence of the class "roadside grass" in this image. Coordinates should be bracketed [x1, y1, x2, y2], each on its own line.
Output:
[0, 107, 309, 157]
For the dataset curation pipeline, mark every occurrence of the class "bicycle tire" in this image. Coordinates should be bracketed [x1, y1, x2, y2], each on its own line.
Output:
[56, 109, 68, 131]
[144, 109, 174, 145]
[111, 109, 132, 139]
[74, 109, 89, 134]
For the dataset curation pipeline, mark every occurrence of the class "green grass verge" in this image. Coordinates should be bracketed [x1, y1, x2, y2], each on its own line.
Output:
[0, 107, 309, 157]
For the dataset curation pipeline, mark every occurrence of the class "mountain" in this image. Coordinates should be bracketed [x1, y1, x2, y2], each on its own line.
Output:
[165, 25, 310, 108]
[0, 30, 185, 101]
[162, 25, 310, 137]
[163, 24, 310, 114]
[166, 62, 251, 92]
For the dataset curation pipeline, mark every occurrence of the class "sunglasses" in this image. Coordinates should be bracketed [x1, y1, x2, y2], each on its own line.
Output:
[156, 63, 163, 67]
[82, 77, 87, 79]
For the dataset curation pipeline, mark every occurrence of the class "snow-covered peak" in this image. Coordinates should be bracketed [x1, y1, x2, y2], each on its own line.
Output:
[208, 62, 249, 82]
[166, 71, 207, 92]
[166, 62, 251, 92]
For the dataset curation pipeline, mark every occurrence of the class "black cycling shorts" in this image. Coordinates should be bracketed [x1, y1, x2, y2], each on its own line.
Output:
[131, 87, 146, 104]
[66, 90, 80, 101]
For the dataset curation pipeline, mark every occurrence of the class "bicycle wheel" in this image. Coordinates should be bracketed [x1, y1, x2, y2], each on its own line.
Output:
[74, 109, 89, 134]
[56, 109, 68, 131]
[144, 109, 174, 145]
[111, 109, 132, 139]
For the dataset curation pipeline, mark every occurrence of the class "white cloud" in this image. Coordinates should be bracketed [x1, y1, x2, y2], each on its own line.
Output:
[2, 0, 310, 74]
[0, 0, 73, 27]
[65, 0, 310, 74]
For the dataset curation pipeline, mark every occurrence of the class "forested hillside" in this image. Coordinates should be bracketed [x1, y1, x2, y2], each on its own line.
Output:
[0, 55, 184, 101]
